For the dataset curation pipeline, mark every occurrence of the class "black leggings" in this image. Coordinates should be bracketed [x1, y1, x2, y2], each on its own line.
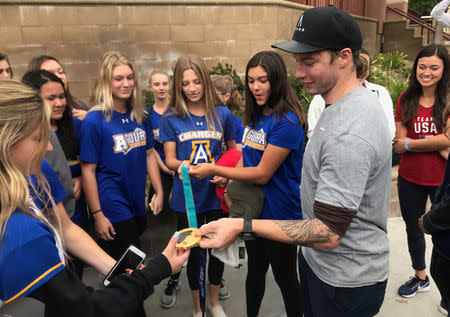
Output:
[245, 238, 302, 317]
[170, 210, 225, 289]
[398, 175, 438, 271]
[98, 216, 146, 261]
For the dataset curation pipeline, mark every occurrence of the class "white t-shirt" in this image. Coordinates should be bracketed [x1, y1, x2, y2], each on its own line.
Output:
[307, 81, 395, 140]
[431, 0, 450, 27]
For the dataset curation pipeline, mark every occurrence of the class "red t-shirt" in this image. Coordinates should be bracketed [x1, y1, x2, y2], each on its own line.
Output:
[395, 96, 447, 186]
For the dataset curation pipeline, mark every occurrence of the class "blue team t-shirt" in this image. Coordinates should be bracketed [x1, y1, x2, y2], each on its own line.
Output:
[80, 109, 155, 223]
[242, 110, 304, 220]
[28, 159, 66, 211]
[232, 115, 245, 144]
[150, 106, 172, 164]
[159, 106, 235, 214]
[0, 209, 65, 306]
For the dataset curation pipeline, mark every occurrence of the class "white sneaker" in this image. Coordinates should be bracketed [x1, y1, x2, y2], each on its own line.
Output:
[193, 309, 202, 317]
[207, 303, 227, 317]
[439, 299, 448, 316]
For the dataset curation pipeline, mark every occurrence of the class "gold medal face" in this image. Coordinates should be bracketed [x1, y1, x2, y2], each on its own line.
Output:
[175, 228, 201, 250]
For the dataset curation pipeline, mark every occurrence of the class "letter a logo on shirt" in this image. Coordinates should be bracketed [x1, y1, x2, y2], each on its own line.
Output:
[189, 140, 214, 165]
[113, 135, 128, 153]
[113, 128, 147, 155]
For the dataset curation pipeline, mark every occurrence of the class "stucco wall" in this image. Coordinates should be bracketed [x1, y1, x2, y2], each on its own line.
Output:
[1, 0, 378, 103]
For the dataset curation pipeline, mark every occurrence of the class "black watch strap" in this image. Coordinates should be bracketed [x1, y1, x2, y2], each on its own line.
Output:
[243, 218, 252, 233]
[240, 218, 256, 240]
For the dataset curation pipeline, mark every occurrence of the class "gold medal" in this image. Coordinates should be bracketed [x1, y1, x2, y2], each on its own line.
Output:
[175, 228, 202, 250]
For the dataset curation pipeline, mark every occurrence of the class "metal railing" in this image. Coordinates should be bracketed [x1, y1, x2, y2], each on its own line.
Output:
[386, 5, 450, 44]
[284, 0, 364, 16]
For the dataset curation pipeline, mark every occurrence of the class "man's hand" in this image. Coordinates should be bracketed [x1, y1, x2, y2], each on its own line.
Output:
[195, 218, 243, 250]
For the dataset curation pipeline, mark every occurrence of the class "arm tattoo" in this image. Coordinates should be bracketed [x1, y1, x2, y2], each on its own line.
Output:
[274, 219, 341, 247]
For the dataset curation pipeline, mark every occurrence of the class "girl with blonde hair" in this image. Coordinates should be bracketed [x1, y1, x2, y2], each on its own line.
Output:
[0, 79, 189, 316]
[81, 51, 163, 262]
[159, 54, 236, 317]
[147, 70, 175, 219]
[211, 74, 245, 146]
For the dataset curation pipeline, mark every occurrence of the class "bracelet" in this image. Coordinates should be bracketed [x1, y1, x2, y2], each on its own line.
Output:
[404, 139, 411, 151]
[223, 191, 228, 196]
[91, 209, 102, 216]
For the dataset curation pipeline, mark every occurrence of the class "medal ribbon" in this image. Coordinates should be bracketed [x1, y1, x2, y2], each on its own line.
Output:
[181, 166, 206, 316]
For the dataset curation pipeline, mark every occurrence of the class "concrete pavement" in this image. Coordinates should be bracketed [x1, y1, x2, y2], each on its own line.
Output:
[89, 216, 447, 317]
[1, 217, 445, 317]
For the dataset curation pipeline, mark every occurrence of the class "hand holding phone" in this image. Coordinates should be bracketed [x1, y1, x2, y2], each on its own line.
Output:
[102, 245, 146, 286]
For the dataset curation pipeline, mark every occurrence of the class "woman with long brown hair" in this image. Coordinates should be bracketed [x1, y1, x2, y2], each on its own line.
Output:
[394, 43, 450, 298]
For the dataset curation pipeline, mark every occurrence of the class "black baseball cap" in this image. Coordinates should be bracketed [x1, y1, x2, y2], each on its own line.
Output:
[272, 5, 362, 54]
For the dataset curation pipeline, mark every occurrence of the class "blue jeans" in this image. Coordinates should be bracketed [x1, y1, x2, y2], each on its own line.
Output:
[298, 250, 387, 317]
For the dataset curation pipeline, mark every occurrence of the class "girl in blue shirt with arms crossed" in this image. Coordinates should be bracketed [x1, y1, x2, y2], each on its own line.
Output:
[159, 54, 235, 317]
[190, 50, 307, 317]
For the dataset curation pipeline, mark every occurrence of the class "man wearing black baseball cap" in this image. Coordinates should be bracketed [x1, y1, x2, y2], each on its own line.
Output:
[196, 6, 391, 316]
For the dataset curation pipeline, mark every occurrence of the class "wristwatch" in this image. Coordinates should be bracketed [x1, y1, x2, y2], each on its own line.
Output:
[239, 218, 256, 240]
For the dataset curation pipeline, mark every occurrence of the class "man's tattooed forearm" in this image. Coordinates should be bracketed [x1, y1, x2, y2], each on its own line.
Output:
[274, 219, 340, 247]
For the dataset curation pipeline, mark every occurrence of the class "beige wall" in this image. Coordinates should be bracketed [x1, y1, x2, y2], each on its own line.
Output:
[383, 20, 424, 59]
[1, 0, 378, 103]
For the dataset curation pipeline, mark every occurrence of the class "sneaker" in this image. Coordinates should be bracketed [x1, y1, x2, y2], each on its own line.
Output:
[160, 279, 181, 308]
[398, 275, 430, 298]
[218, 280, 230, 300]
[207, 303, 227, 317]
[439, 299, 448, 316]
[193, 310, 202, 317]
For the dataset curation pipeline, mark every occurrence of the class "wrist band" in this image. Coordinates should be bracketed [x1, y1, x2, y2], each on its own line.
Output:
[91, 209, 102, 215]
[404, 139, 411, 151]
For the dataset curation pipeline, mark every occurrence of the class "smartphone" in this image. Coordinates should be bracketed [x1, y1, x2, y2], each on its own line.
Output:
[102, 245, 146, 286]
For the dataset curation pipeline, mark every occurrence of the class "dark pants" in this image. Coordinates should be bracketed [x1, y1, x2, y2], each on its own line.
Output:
[430, 248, 450, 311]
[298, 250, 386, 317]
[98, 216, 145, 261]
[245, 238, 302, 317]
[398, 175, 438, 271]
[171, 210, 225, 289]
